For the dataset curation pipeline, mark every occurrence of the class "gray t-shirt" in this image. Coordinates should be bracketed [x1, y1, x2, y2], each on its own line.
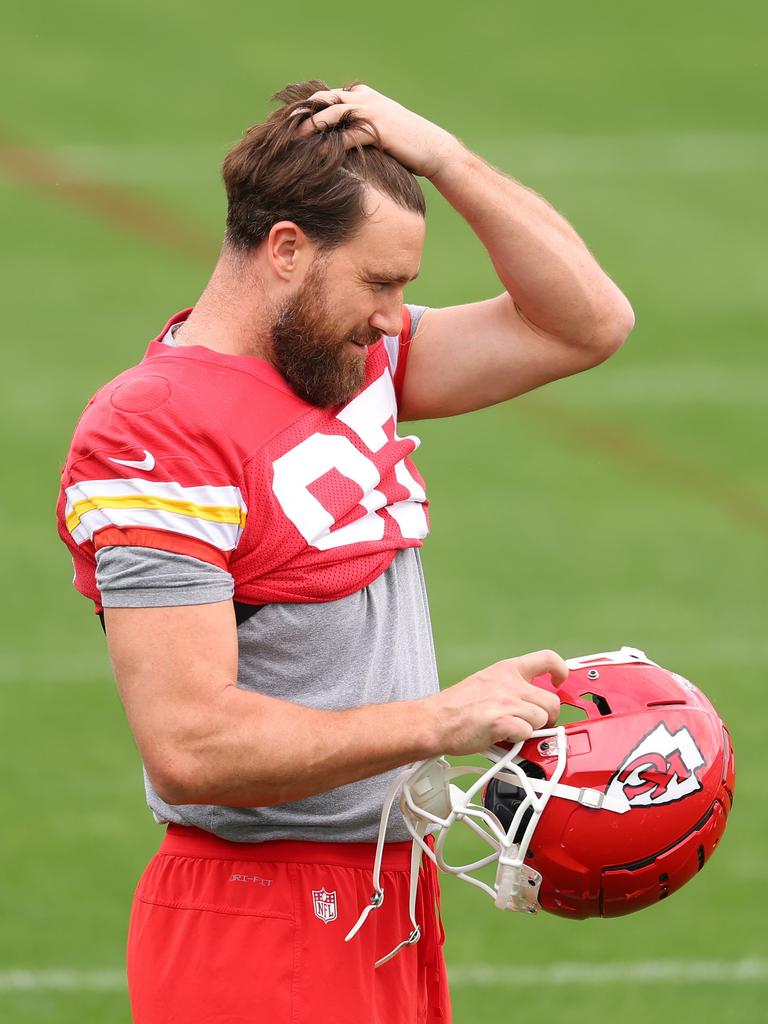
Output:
[97, 545, 438, 842]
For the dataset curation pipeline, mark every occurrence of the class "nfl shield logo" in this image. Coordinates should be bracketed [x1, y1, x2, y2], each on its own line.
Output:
[312, 888, 338, 924]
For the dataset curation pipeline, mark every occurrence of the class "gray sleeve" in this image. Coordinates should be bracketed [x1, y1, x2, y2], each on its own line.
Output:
[95, 546, 235, 608]
[383, 305, 429, 383]
[405, 303, 428, 336]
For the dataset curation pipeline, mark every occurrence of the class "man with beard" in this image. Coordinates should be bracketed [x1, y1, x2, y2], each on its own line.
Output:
[57, 82, 634, 1023]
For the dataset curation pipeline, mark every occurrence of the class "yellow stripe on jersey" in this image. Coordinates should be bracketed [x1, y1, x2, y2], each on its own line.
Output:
[63, 477, 249, 551]
[66, 494, 247, 535]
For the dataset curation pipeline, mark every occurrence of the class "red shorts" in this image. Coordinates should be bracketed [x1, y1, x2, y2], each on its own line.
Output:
[127, 824, 451, 1023]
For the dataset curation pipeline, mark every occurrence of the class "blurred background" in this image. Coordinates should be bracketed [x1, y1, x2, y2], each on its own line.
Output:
[1, 0, 765, 1020]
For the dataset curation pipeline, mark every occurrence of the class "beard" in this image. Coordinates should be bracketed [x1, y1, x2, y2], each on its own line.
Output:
[271, 262, 381, 408]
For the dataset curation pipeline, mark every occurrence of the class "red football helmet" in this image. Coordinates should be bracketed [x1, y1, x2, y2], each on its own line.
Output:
[481, 646, 735, 917]
[347, 648, 735, 965]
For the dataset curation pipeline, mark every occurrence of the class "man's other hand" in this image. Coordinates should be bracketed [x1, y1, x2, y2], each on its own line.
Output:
[428, 650, 568, 755]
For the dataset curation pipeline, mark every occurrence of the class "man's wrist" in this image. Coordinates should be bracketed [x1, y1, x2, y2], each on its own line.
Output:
[426, 139, 477, 191]
[408, 692, 449, 760]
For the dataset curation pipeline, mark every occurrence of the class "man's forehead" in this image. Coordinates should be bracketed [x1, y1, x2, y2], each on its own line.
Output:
[358, 261, 420, 284]
[362, 185, 416, 218]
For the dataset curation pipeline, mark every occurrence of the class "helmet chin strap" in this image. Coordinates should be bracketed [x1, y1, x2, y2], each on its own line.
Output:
[493, 770, 631, 814]
[347, 725, 631, 965]
[372, 828, 426, 967]
[344, 767, 425, 966]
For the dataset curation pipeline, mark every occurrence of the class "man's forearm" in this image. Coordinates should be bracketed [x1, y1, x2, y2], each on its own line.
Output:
[147, 651, 567, 809]
[156, 685, 440, 807]
[429, 144, 635, 348]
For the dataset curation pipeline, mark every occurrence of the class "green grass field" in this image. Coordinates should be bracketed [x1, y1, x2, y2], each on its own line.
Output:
[1, 0, 766, 1020]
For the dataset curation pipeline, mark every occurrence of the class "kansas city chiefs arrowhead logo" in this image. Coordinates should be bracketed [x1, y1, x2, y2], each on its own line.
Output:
[606, 723, 706, 812]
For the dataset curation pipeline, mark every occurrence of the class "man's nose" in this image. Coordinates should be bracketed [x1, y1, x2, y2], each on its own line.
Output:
[369, 305, 403, 338]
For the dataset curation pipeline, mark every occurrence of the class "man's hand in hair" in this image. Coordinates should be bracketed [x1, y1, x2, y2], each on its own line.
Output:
[294, 83, 459, 179]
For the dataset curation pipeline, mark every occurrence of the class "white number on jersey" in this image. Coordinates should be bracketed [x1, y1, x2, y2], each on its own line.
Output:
[271, 372, 427, 550]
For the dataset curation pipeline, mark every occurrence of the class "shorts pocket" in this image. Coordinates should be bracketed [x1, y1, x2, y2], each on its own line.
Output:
[128, 853, 296, 1023]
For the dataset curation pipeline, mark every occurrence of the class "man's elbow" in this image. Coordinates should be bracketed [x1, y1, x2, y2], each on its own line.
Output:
[147, 755, 202, 806]
[146, 751, 283, 808]
[585, 296, 635, 364]
[143, 739, 223, 805]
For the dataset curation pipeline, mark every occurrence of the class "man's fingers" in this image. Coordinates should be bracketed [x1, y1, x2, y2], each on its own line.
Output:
[513, 649, 569, 688]
[295, 121, 376, 152]
[491, 698, 553, 746]
[295, 123, 375, 152]
[494, 716, 534, 743]
[293, 105, 377, 151]
[294, 103, 349, 136]
[340, 127, 378, 150]
[519, 683, 561, 725]
[486, 650, 566, 726]
[292, 87, 379, 148]
[520, 702, 550, 731]
[307, 88, 356, 104]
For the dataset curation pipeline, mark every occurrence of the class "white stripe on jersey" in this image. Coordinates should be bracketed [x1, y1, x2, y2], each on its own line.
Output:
[64, 478, 246, 515]
[64, 478, 247, 549]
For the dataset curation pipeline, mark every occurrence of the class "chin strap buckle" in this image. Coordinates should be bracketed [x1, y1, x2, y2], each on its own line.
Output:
[345, 889, 385, 943]
[374, 925, 422, 968]
[494, 857, 543, 913]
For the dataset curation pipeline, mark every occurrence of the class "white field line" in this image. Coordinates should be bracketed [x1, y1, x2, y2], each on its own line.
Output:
[0, 653, 111, 684]
[0, 969, 126, 992]
[449, 957, 768, 986]
[0, 959, 766, 992]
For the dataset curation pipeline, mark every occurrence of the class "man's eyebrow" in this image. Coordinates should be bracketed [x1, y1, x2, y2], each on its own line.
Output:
[361, 268, 420, 284]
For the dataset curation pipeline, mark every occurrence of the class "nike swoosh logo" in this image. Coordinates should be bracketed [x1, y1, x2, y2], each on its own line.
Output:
[109, 449, 156, 472]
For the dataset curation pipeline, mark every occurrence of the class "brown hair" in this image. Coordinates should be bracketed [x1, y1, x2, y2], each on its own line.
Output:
[222, 80, 426, 252]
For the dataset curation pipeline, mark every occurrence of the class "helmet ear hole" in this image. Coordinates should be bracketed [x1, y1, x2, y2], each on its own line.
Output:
[484, 760, 546, 843]
[580, 691, 612, 716]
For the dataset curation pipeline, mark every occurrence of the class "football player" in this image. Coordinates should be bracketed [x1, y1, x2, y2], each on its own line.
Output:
[57, 81, 634, 1023]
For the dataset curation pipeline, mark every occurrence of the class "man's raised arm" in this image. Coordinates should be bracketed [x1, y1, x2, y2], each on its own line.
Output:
[298, 84, 635, 420]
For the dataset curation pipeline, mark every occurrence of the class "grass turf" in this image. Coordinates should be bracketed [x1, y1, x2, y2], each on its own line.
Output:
[1, 0, 765, 1019]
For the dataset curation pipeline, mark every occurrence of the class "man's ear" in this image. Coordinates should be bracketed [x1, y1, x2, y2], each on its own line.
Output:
[266, 221, 315, 282]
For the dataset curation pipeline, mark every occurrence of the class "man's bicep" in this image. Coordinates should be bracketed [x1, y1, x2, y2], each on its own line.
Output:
[103, 600, 238, 797]
[397, 294, 598, 421]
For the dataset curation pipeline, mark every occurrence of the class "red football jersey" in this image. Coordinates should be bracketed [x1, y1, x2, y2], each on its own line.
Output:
[57, 308, 429, 612]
